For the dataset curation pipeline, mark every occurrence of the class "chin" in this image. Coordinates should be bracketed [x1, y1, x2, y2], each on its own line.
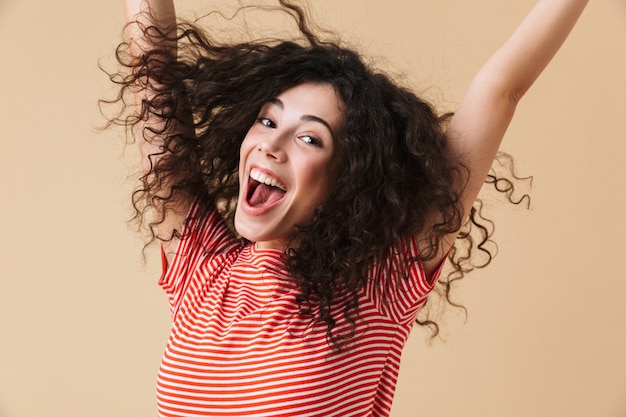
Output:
[234, 211, 269, 243]
[234, 210, 295, 250]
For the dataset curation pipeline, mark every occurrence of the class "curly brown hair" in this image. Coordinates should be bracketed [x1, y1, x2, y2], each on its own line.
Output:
[102, 0, 530, 350]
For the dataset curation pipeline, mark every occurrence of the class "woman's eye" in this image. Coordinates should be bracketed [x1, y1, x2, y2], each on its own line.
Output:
[257, 117, 275, 128]
[300, 135, 322, 147]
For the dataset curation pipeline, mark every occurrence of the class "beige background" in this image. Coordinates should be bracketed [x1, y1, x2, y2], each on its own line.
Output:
[1, 1, 625, 416]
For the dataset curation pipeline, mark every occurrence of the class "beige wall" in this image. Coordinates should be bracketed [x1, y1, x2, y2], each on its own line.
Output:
[1, 1, 625, 416]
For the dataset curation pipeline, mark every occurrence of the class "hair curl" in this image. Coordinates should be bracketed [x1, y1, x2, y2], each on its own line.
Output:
[101, 0, 530, 350]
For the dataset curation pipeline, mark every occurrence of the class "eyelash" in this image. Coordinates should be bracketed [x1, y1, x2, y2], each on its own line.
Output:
[299, 134, 322, 147]
[256, 117, 323, 148]
[257, 117, 276, 128]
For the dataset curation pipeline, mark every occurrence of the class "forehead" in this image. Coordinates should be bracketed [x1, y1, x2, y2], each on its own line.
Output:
[271, 83, 344, 130]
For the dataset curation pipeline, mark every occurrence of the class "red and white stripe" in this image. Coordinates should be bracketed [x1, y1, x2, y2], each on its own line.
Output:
[156, 203, 439, 417]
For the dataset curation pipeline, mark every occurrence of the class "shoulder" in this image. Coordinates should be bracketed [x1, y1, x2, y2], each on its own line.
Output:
[163, 199, 239, 266]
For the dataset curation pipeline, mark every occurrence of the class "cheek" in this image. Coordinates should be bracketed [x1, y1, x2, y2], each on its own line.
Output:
[238, 137, 254, 172]
[239, 135, 252, 157]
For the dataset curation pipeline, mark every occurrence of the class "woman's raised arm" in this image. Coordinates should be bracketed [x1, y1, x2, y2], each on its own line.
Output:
[126, 0, 176, 29]
[422, 0, 589, 275]
[125, 0, 177, 172]
[124, 0, 193, 258]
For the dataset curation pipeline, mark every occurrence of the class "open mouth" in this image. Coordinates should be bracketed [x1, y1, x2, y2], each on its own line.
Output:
[246, 168, 287, 208]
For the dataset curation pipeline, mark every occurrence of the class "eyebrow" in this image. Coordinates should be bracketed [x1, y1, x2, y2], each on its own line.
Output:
[268, 98, 335, 138]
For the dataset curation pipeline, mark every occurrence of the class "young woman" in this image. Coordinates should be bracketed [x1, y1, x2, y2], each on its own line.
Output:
[106, 0, 588, 415]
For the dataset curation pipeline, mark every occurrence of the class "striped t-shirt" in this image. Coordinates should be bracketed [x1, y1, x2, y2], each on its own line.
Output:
[156, 202, 442, 417]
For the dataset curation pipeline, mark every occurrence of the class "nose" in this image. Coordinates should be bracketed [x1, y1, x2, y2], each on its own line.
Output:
[257, 131, 287, 162]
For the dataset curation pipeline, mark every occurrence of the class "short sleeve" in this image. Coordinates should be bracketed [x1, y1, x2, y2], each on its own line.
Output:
[158, 200, 239, 318]
[367, 235, 448, 325]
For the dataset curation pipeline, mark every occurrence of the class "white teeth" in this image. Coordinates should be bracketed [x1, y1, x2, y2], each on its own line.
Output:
[250, 168, 286, 191]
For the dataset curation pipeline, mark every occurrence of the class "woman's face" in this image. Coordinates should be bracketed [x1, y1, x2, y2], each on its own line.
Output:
[235, 82, 344, 250]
